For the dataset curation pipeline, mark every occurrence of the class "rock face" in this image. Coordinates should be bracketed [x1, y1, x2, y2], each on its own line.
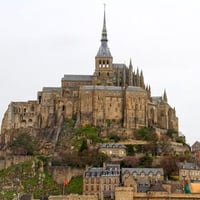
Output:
[0, 9, 178, 145]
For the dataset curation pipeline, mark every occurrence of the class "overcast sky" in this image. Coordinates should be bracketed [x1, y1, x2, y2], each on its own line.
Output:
[0, 0, 200, 145]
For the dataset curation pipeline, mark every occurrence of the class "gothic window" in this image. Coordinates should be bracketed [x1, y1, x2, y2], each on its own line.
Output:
[107, 72, 109, 76]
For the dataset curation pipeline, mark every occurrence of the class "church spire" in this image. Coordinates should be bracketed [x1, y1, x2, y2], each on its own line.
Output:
[96, 4, 112, 58]
[101, 4, 108, 42]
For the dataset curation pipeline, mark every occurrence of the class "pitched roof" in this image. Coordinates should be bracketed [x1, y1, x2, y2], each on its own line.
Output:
[113, 63, 126, 69]
[148, 183, 167, 192]
[62, 75, 93, 81]
[99, 143, 126, 149]
[122, 168, 164, 176]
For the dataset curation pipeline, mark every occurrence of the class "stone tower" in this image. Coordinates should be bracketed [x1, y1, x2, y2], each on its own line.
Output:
[94, 6, 114, 86]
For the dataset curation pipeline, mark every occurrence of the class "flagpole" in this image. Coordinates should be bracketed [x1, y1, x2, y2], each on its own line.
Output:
[63, 184, 65, 195]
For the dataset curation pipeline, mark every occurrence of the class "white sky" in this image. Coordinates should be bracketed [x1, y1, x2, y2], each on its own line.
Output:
[0, 0, 200, 146]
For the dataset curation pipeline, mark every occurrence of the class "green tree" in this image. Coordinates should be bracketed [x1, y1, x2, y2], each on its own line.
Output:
[79, 139, 88, 152]
[135, 127, 157, 142]
[9, 132, 38, 155]
[139, 154, 153, 167]
[126, 144, 135, 156]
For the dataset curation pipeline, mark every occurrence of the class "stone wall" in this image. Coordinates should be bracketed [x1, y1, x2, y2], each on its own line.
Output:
[115, 187, 200, 200]
[49, 194, 98, 200]
[0, 155, 32, 170]
[49, 166, 84, 184]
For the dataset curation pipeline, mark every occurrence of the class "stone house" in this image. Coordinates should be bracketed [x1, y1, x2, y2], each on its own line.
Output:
[179, 162, 200, 182]
[98, 143, 126, 158]
[83, 163, 120, 199]
[121, 168, 164, 192]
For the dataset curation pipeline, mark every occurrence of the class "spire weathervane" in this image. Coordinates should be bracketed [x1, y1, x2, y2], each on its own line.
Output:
[101, 3, 108, 42]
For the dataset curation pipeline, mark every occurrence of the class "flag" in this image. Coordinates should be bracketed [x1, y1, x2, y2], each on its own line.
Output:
[63, 180, 69, 185]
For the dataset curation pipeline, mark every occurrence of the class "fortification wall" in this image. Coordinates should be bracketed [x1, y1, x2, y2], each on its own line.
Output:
[115, 187, 200, 200]
[49, 194, 98, 200]
[0, 155, 32, 170]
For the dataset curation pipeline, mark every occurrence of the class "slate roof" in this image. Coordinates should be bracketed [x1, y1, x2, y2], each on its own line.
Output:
[81, 85, 124, 91]
[62, 74, 93, 81]
[113, 63, 127, 69]
[151, 96, 163, 104]
[96, 42, 112, 58]
[122, 168, 164, 176]
[99, 143, 126, 149]
[85, 167, 104, 177]
[85, 164, 120, 178]
[126, 86, 146, 92]
[179, 162, 200, 169]
[148, 183, 167, 192]
[42, 87, 61, 92]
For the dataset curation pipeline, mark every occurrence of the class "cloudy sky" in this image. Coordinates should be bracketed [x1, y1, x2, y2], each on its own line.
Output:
[0, 0, 200, 145]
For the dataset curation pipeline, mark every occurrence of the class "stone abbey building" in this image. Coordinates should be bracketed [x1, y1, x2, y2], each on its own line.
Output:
[1, 9, 178, 143]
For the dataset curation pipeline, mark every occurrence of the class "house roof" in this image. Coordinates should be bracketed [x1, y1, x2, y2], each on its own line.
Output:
[62, 74, 93, 81]
[85, 164, 120, 178]
[99, 143, 126, 149]
[179, 162, 200, 169]
[148, 183, 167, 192]
[122, 168, 164, 176]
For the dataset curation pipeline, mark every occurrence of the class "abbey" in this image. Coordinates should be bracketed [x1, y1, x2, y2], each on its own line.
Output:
[1, 9, 178, 143]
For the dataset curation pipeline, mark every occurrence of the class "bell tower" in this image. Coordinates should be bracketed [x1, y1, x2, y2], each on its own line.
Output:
[94, 5, 113, 85]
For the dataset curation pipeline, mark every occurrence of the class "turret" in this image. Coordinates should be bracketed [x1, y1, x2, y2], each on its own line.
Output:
[163, 89, 168, 103]
[140, 70, 145, 89]
[128, 59, 133, 85]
